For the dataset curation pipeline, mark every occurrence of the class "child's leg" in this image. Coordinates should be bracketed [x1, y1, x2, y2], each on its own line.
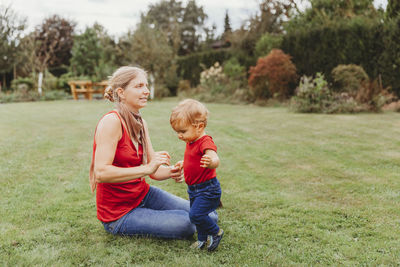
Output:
[189, 194, 220, 241]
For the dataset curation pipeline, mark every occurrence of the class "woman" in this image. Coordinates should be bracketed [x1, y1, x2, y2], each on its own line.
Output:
[89, 66, 216, 239]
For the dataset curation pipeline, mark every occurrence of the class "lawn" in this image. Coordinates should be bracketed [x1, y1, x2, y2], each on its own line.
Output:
[1, 99, 399, 266]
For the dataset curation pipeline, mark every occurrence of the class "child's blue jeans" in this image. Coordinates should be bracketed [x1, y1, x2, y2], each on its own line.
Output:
[187, 177, 221, 242]
[102, 186, 218, 239]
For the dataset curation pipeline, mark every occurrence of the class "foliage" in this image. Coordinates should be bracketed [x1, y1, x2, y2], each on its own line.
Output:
[255, 33, 283, 58]
[285, 0, 380, 31]
[0, 4, 26, 88]
[223, 57, 246, 80]
[291, 73, 332, 113]
[281, 16, 392, 90]
[229, 0, 298, 57]
[386, 0, 400, 19]
[34, 15, 76, 72]
[140, 0, 206, 55]
[0, 88, 68, 103]
[248, 49, 298, 99]
[331, 64, 369, 95]
[69, 24, 116, 82]
[378, 16, 400, 96]
[176, 49, 231, 85]
[223, 10, 232, 38]
[199, 62, 226, 93]
[10, 77, 34, 91]
[122, 23, 175, 95]
[291, 72, 389, 113]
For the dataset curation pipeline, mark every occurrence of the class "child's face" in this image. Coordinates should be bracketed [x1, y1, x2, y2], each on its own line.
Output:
[174, 123, 204, 143]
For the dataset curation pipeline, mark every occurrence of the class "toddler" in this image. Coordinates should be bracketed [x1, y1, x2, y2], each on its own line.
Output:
[170, 99, 224, 251]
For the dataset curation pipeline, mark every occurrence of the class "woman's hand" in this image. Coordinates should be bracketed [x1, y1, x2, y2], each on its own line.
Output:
[146, 151, 171, 175]
[170, 160, 184, 183]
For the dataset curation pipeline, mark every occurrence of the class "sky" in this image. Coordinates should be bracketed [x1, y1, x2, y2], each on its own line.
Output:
[2, 0, 389, 38]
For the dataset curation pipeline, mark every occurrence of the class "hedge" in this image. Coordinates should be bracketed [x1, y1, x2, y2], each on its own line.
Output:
[281, 16, 400, 96]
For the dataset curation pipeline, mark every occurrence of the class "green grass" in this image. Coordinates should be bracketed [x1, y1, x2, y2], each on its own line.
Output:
[1, 99, 400, 266]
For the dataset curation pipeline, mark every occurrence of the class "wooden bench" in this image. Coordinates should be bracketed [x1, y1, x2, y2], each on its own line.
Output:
[68, 80, 108, 100]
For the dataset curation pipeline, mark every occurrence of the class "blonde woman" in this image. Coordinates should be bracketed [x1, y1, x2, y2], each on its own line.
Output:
[89, 66, 217, 238]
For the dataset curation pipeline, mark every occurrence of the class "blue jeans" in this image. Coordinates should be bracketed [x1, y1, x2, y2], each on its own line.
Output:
[102, 186, 218, 239]
[188, 178, 221, 242]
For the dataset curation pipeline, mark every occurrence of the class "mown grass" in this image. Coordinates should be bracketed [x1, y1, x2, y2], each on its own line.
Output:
[1, 98, 399, 266]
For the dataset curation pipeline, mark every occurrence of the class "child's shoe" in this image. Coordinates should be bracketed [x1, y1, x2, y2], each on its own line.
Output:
[207, 229, 224, 252]
[190, 240, 206, 249]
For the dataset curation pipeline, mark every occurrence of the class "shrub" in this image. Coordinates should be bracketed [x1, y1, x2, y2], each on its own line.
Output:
[223, 57, 246, 80]
[177, 80, 191, 95]
[291, 73, 389, 114]
[291, 73, 333, 113]
[331, 64, 369, 95]
[176, 49, 231, 85]
[255, 33, 283, 58]
[11, 77, 35, 91]
[248, 49, 298, 99]
[40, 90, 69, 101]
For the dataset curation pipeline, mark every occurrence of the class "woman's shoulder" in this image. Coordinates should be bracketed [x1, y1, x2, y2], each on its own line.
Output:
[96, 111, 122, 135]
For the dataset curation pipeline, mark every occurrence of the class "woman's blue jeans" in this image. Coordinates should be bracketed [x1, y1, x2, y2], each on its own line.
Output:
[102, 186, 218, 239]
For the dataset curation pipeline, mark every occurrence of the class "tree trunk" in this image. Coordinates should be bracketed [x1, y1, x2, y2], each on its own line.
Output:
[38, 72, 43, 96]
[2, 73, 5, 91]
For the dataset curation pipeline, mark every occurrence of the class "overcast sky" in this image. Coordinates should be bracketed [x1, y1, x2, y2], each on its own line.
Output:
[2, 0, 388, 37]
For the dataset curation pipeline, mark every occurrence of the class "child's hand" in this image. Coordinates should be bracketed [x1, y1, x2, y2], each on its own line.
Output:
[170, 161, 184, 183]
[200, 154, 212, 168]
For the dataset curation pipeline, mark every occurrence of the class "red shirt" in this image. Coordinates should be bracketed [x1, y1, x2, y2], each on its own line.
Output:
[184, 135, 217, 186]
[93, 111, 149, 222]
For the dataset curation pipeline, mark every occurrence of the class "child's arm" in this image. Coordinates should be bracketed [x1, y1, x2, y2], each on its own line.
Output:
[200, 149, 219, 169]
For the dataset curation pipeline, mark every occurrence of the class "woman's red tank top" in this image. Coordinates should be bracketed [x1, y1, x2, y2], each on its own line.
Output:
[93, 110, 149, 222]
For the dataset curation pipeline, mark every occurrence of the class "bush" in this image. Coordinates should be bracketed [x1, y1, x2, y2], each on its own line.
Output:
[176, 49, 232, 85]
[331, 64, 369, 95]
[11, 77, 35, 91]
[281, 16, 400, 96]
[223, 57, 246, 80]
[291, 73, 333, 113]
[0, 89, 69, 103]
[291, 73, 389, 114]
[255, 33, 283, 58]
[40, 90, 69, 101]
[248, 49, 298, 99]
[177, 80, 191, 95]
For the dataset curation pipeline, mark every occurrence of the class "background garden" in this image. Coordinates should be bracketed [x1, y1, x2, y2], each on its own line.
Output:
[0, 0, 400, 113]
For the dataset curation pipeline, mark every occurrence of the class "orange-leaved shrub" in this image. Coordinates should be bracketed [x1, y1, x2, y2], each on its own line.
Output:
[248, 49, 298, 99]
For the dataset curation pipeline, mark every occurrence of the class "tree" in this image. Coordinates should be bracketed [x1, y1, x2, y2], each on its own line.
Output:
[69, 26, 102, 78]
[223, 10, 232, 35]
[386, 0, 400, 19]
[0, 5, 26, 91]
[141, 0, 183, 55]
[285, 0, 379, 30]
[179, 0, 207, 54]
[230, 0, 298, 56]
[140, 0, 207, 55]
[124, 23, 175, 95]
[34, 15, 75, 73]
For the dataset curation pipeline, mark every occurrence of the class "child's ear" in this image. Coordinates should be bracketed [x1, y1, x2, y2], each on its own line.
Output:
[197, 122, 205, 130]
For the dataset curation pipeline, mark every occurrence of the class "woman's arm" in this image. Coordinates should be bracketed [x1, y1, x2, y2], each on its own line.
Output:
[94, 113, 170, 183]
[143, 119, 183, 181]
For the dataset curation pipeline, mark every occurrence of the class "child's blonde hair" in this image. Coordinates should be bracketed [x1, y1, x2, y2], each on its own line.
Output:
[170, 99, 209, 130]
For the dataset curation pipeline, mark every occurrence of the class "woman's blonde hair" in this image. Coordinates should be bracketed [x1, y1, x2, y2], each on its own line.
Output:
[170, 99, 209, 130]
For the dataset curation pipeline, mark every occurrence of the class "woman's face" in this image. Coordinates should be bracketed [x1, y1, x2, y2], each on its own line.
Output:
[122, 72, 150, 113]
